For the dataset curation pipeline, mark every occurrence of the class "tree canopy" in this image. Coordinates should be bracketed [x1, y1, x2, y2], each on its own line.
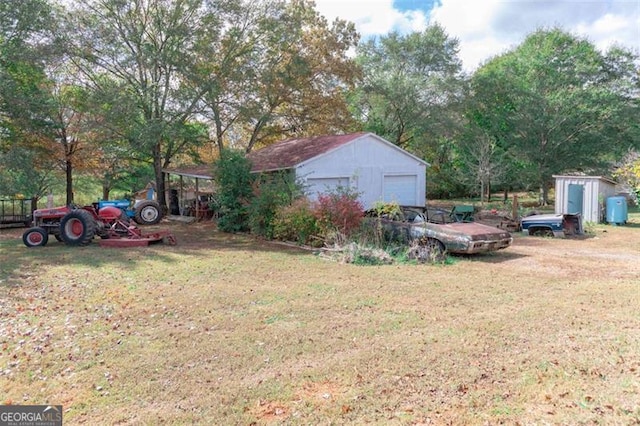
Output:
[468, 28, 640, 203]
[2, 2, 639, 206]
[351, 24, 466, 197]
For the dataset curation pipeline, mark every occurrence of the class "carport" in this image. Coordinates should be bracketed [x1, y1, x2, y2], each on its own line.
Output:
[162, 165, 216, 221]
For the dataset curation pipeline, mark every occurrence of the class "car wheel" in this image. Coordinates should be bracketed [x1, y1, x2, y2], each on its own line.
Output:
[410, 237, 446, 263]
[532, 228, 554, 237]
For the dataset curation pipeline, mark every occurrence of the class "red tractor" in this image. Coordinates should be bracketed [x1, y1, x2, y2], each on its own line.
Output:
[22, 204, 175, 248]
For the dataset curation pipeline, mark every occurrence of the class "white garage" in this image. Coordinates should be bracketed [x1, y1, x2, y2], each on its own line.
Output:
[383, 175, 418, 206]
[247, 132, 429, 209]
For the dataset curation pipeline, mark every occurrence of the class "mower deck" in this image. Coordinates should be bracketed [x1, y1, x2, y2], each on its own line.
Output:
[98, 230, 176, 247]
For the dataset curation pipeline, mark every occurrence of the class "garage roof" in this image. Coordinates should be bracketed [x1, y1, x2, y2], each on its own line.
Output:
[164, 132, 427, 178]
[247, 132, 369, 173]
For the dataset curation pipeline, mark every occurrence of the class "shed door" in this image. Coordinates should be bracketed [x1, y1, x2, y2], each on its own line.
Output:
[568, 184, 584, 215]
[383, 175, 417, 206]
[306, 177, 350, 199]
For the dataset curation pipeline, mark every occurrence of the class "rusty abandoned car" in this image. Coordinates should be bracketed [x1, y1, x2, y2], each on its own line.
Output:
[365, 206, 513, 256]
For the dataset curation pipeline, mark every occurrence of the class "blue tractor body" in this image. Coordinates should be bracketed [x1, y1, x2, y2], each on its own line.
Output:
[95, 199, 163, 225]
[97, 199, 135, 218]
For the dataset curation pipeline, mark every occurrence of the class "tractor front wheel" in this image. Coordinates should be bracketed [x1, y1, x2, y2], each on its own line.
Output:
[60, 210, 96, 246]
[133, 201, 162, 225]
[23, 227, 49, 247]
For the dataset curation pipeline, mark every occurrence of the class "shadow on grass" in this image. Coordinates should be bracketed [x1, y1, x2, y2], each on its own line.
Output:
[453, 249, 528, 263]
[0, 222, 310, 287]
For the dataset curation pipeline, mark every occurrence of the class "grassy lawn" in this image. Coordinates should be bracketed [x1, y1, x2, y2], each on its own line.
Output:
[1, 218, 640, 424]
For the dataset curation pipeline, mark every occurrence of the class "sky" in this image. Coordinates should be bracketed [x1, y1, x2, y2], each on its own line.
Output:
[313, 0, 640, 72]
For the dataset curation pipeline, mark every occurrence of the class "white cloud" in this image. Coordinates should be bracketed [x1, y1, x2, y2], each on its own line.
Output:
[431, 0, 640, 71]
[314, 0, 640, 72]
[314, 0, 427, 36]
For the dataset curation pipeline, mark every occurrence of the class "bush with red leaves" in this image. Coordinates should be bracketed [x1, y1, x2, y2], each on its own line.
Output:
[313, 188, 364, 238]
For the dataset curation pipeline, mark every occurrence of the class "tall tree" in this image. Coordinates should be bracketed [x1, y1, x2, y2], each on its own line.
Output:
[66, 0, 214, 208]
[352, 24, 465, 197]
[472, 28, 640, 204]
[0, 145, 59, 199]
[0, 0, 72, 200]
[196, 0, 360, 156]
[2, 56, 97, 204]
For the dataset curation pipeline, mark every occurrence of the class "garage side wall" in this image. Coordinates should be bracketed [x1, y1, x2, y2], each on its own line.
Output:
[296, 135, 427, 209]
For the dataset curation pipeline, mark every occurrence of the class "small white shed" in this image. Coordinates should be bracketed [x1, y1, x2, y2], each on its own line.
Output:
[553, 175, 617, 223]
[248, 132, 429, 209]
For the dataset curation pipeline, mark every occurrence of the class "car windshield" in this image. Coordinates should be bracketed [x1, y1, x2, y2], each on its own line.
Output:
[425, 208, 456, 224]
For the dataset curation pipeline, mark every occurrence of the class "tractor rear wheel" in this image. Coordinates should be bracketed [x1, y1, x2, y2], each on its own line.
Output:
[23, 227, 49, 247]
[133, 201, 162, 225]
[60, 209, 96, 246]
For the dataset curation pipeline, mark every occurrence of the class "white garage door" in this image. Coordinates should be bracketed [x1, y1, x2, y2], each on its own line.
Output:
[306, 177, 350, 199]
[384, 175, 417, 205]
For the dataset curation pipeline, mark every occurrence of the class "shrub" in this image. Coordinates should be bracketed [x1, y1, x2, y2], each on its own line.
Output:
[212, 149, 254, 233]
[272, 197, 320, 245]
[313, 187, 364, 241]
[369, 201, 402, 219]
[248, 172, 303, 239]
[338, 242, 394, 265]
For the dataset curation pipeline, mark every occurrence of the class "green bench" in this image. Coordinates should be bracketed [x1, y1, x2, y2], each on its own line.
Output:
[451, 205, 475, 222]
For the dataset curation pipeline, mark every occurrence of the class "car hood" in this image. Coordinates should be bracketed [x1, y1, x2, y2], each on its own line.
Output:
[433, 222, 512, 240]
[521, 214, 565, 223]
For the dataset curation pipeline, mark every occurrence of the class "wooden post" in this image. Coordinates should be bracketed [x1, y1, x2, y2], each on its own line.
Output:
[179, 175, 184, 215]
[195, 178, 200, 220]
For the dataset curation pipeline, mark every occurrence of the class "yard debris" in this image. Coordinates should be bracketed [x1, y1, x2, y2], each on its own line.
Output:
[319, 242, 394, 265]
[474, 210, 520, 232]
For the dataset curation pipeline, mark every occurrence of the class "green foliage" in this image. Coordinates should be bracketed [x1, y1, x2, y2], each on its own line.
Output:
[188, 0, 360, 155]
[582, 221, 598, 236]
[613, 150, 640, 205]
[369, 201, 401, 218]
[272, 197, 320, 245]
[352, 24, 465, 197]
[248, 171, 304, 238]
[212, 149, 254, 233]
[471, 28, 640, 204]
[0, 146, 60, 199]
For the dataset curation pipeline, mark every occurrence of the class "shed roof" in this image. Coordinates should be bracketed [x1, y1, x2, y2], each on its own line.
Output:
[164, 164, 214, 179]
[553, 175, 617, 185]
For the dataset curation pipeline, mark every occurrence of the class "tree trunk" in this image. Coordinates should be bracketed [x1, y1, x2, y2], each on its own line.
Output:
[539, 185, 550, 206]
[246, 117, 267, 153]
[153, 142, 167, 210]
[66, 158, 73, 205]
[211, 104, 225, 157]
